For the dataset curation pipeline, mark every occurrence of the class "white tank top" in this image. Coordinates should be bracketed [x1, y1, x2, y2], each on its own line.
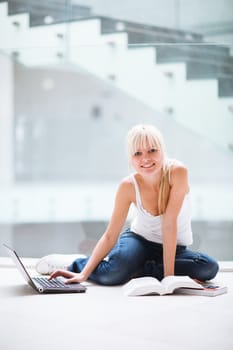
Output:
[130, 174, 193, 246]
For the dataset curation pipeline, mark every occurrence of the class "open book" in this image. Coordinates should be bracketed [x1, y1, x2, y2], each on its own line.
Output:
[123, 276, 227, 297]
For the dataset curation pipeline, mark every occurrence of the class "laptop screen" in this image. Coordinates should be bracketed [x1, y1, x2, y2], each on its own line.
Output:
[3, 244, 35, 288]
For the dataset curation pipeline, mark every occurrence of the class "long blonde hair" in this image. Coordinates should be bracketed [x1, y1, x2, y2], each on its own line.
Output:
[127, 124, 171, 215]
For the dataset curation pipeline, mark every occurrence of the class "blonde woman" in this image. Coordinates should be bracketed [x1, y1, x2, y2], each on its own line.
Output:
[37, 124, 218, 285]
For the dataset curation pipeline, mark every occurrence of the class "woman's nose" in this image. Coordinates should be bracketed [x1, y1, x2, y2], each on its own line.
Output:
[142, 155, 151, 162]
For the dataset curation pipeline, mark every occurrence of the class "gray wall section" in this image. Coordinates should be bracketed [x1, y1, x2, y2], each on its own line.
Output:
[14, 62, 233, 184]
[0, 221, 232, 259]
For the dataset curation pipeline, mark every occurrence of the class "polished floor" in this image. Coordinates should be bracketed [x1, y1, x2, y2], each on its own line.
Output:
[0, 257, 233, 350]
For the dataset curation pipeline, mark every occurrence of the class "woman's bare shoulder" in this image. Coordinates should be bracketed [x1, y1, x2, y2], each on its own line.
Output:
[117, 176, 135, 199]
[119, 175, 134, 189]
[171, 162, 188, 174]
[169, 159, 187, 172]
[169, 161, 189, 189]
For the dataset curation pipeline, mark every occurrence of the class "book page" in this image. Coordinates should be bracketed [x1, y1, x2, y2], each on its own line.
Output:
[161, 276, 203, 294]
[123, 277, 165, 296]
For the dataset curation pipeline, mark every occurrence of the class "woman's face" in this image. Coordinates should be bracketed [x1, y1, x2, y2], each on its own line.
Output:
[131, 139, 163, 176]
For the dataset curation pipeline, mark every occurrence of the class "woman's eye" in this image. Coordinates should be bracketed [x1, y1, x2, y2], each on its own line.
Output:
[149, 148, 157, 153]
[134, 151, 141, 156]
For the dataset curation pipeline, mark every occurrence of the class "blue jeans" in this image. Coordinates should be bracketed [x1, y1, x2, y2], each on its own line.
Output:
[68, 229, 219, 285]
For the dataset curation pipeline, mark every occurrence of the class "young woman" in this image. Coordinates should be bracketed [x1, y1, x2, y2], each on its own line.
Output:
[37, 124, 219, 285]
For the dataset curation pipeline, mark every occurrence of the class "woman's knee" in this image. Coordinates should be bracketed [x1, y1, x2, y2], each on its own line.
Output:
[190, 253, 219, 281]
[195, 258, 219, 281]
[175, 250, 219, 281]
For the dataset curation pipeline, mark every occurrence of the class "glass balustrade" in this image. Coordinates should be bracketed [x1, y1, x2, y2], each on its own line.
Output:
[0, 0, 232, 259]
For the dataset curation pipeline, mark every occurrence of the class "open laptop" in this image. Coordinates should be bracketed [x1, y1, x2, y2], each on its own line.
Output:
[3, 244, 86, 294]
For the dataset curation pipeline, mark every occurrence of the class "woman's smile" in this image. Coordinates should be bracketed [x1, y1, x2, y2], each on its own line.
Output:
[140, 163, 155, 169]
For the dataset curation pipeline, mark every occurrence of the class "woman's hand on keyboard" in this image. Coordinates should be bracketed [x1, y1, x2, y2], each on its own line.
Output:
[49, 269, 86, 284]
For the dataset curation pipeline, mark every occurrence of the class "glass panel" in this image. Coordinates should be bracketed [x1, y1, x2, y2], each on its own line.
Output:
[0, 0, 232, 259]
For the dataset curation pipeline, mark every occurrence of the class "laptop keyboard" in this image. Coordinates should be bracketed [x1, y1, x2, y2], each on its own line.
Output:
[34, 277, 69, 289]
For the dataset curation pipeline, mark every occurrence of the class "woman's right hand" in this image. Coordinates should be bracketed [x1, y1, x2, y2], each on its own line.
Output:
[49, 269, 86, 284]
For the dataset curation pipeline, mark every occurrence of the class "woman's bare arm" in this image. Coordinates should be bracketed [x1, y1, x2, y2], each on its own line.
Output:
[50, 179, 133, 283]
[162, 165, 189, 277]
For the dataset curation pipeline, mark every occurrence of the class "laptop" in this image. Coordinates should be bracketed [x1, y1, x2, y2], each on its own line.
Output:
[3, 244, 86, 294]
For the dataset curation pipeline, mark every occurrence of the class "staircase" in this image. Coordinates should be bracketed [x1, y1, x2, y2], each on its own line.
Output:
[0, 0, 233, 152]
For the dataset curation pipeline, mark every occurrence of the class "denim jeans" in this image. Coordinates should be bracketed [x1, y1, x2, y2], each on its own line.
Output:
[68, 229, 219, 285]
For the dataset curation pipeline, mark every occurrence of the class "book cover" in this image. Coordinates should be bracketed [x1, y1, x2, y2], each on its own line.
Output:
[174, 281, 228, 297]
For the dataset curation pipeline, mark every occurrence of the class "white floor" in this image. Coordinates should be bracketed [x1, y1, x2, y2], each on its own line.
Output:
[0, 258, 233, 350]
